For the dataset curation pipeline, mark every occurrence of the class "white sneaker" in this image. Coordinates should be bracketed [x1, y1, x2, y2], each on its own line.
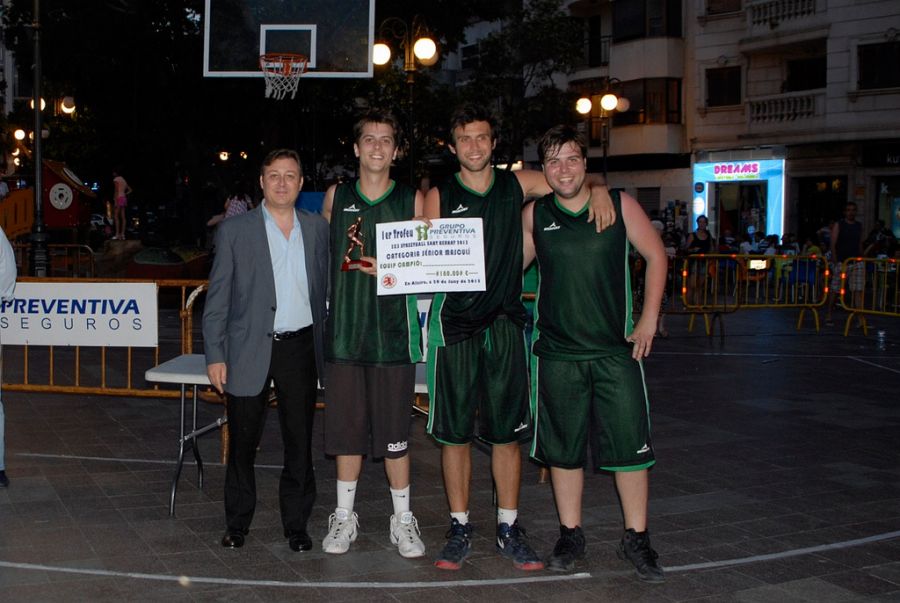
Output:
[322, 510, 359, 554]
[390, 511, 426, 558]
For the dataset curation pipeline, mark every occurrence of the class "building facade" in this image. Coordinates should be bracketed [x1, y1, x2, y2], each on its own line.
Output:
[544, 0, 900, 241]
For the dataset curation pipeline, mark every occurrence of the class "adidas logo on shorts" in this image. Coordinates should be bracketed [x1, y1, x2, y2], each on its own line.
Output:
[387, 440, 409, 453]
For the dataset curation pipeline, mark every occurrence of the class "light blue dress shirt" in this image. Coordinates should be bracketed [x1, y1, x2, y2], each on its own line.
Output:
[261, 203, 313, 332]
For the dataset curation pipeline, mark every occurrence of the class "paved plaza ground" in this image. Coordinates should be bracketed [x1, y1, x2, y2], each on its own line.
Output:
[1, 309, 899, 601]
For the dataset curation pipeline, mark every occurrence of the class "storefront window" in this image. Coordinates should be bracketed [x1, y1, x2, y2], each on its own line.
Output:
[876, 176, 900, 239]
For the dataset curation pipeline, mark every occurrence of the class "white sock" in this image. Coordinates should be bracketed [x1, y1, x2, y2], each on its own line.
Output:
[497, 507, 518, 526]
[450, 511, 469, 526]
[335, 479, 357, 519]
[390, 485, 411, 519]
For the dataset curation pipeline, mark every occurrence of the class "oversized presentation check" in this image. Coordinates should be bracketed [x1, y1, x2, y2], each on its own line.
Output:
[375, 218, 486, 295]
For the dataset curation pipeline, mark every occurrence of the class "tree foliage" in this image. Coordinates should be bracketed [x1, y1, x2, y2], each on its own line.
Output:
[459, 0, 583, 166]
[0, 0, 583, 205]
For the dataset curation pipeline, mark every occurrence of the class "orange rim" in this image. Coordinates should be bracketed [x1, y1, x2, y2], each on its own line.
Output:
[259, 53, 308, 76]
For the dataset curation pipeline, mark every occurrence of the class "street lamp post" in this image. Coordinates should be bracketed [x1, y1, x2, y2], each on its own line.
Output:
[373, 16, 438, 187]
[576, 78, 629, 182]
[30, 0, 48, 277]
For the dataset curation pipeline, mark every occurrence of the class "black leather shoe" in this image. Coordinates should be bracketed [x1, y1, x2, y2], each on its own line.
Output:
[221, 531, 245, 548]
[288, 530, 312, 552]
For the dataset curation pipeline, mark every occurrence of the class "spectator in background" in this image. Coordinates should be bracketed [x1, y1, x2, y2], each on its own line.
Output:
[112, 168, 131, 240]
[0, 225, 17, 487]
[802, 234, 824, 257]
[818, 220, 835, 252]
[826, 202, 864, 325]
[207, 181, 254, 230]
[781, 233, 800, 255]
[720, 229, 737, 253]
[225, 181, 254, 219]
[685, 215, 713, 305]
[864, 219, 897, 258]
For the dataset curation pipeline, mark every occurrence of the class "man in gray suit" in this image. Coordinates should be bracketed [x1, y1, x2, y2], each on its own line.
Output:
[203, 149, 328, 552]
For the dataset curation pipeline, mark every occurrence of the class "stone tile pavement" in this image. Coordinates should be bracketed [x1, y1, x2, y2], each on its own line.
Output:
[1, 309, 898, 601]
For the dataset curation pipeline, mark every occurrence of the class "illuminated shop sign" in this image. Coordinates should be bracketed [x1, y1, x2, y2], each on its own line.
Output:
[692, 159, 786, 237]
[713, 162, 760, 180]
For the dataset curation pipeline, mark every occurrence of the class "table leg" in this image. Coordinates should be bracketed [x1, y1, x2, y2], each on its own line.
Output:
[169, 383, 188, 516]
[191, 384, 204, 488]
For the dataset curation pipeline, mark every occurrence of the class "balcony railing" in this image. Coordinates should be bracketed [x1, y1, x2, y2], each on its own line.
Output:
[577, 35, 610, 69]
[747, 0, 816, 28]
[748, 91, 822, 124]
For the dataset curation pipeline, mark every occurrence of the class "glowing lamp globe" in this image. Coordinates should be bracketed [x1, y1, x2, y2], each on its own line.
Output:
[413, 37, 437, 65]
[373, 43, 392, 65]
[600, 93, 619, 112]
[575, 97, 593, 115]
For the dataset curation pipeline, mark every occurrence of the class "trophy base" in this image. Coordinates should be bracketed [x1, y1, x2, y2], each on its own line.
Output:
[341, 259, 372, 272]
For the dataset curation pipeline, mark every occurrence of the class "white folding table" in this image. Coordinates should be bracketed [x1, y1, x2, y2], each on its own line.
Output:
[145, 353, 226, 516]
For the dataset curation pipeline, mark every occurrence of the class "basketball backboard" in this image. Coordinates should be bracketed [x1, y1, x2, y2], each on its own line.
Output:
[203, 0, 374, 78]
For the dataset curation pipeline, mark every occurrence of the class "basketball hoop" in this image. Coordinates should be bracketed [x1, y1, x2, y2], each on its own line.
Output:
[259, 53, 308, 100]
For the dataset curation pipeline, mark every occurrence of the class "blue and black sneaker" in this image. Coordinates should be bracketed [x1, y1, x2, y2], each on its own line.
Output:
[496, 520, 544, 571]
[434, 518, 473, 570]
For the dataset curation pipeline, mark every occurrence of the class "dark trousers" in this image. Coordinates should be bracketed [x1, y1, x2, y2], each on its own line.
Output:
[224, 329, 317, 536]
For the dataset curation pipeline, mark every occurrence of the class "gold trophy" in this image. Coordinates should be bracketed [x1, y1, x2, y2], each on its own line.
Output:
[341, 216, 373, 271]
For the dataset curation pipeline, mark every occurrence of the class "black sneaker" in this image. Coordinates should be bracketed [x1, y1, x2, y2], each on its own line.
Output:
[496, 520, 544, 570]
[617, 528, 665, 583]
[434, 518, 473, 570]
[546, 525, 586, 572]
[0, 470, 8, 488]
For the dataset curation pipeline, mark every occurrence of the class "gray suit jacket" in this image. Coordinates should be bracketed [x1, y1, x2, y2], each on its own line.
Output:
[202, 205, 329, 396]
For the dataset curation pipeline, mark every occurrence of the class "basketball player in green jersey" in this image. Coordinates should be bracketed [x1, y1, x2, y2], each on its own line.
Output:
[320, 111, 426, 558]
[523, 125, 666, 581]
[424, 104, 616, 571]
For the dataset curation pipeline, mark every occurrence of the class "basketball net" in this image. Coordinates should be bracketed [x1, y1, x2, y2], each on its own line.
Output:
[259, 53, 308, 100]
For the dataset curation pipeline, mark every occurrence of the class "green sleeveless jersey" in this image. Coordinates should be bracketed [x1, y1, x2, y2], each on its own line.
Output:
[326, 180, 422, 365]
[531, 190, 633, 360]
[428, 169, 526, 347]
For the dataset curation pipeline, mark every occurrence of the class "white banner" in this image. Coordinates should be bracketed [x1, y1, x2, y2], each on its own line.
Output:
[0, 282, 158, 347]
[376, 218, 486, 295]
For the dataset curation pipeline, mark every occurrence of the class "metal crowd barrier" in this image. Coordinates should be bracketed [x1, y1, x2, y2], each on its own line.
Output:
[2, 277, 207, 400]
[675, 254, 828, 335]
[12, 243, 96, 278]
[838, 257, 900, 336]
[626, 253, 735, 337]
[677, 254, 742, 338]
